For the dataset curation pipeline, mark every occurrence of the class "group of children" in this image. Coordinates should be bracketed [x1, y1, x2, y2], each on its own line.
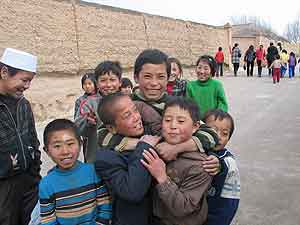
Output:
[269, 51, 299, 84]
[0, 47, 240, 225]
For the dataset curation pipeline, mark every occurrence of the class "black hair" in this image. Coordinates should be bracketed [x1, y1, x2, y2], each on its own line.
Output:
[168, 57, 183, 78]
[121, 77, 133, 89]
[234, 43, 239, 47]
[95, 60, 122, 81]
[163, 97, 200, 123]
[98, 92, 128, 126]
[282, 49, 287, 54]
[203, 109, 235, 139]
[81, 72, 97, 90]
[0, 62, 23, 78]
[218, 47, 222, 51]
[196, 55, 217, 76]
[43, 119, 82, 149]
[134, 49, 171, 79]
[275, 54, 280, 60]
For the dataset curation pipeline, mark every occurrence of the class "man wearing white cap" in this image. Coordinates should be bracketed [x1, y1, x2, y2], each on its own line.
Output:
[0, 48, 41, 225]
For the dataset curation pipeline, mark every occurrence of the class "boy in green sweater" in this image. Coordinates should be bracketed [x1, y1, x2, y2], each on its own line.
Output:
[186, 55, 228, 119]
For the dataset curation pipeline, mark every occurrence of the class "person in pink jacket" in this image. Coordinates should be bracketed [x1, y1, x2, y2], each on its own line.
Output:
[256, 45, 266, 77]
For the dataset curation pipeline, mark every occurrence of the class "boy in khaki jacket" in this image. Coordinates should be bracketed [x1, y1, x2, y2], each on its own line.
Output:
[142, 97, 212, 225]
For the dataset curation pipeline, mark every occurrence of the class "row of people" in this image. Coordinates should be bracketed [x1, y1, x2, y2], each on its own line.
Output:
[229, 42, 300, 77]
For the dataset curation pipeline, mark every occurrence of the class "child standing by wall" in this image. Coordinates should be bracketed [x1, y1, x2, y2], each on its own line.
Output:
[269, 54, 282, 84]
[203, 109, 240, 225]
[166, 57, 187, 96]
[74, 72, 98, 119]
[141, 98, 212, 225]
[39, 119, 112, 224]
[215, 47, 224, 77]
[186, 55, 228, 119]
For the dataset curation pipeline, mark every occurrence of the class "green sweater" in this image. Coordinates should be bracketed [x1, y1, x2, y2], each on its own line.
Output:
[186, 78, 228, 119]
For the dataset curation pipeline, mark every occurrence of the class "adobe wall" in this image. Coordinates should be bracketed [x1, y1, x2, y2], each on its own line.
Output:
[0, 0, 231, 74]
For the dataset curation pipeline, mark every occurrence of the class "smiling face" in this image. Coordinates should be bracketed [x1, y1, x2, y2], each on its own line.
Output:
[46, 129, 80, 170]
[83, 78, 96, 95]
[135, 63, 168, 101]
[169, 62, 181, 82]
[111, 96, 144, 137]
[162, 106, 199, 145]
[97, 72, 121, 96]
[205, 115, 231, 151]
[195, 60, 212, 82]
[0, 67, 35, 98]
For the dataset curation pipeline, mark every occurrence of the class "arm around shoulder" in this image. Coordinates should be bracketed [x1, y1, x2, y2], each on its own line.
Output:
[95, 142, 153, 203]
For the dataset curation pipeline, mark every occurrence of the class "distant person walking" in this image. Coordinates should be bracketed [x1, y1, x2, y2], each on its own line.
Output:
[266, 42, 279, 76]
[256, 45, 266, 77]
[269, 54, 282, 84]
[244, 45, 256, 77]
[231, 43, 242, 76]
[280, 49, 289, 77]
[215, 47, 224, 77]
[288, 52, 297, 78]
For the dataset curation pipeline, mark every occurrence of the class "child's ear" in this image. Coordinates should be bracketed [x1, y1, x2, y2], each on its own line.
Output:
[106, 124, 117, 134]
[192, 121, 201, 133]
[0, 66, 9, 80]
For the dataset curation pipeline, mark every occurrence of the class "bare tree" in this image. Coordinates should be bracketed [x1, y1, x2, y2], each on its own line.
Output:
[284, 15, 300, 43]
[230, 15, 273, 31]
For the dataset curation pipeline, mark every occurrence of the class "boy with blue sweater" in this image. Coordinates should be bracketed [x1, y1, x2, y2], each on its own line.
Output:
[203, 110, 240, 225]
[39, 119, 112, 225]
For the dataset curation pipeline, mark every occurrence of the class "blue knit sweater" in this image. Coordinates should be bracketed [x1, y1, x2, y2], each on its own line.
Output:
[39, 161, 112, 225]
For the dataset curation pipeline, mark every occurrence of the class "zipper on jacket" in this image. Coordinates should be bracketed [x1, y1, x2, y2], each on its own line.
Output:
[1, 98, 27, 170]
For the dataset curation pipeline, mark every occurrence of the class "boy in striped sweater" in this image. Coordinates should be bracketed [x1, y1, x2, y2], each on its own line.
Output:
[39, 119, 112, 225]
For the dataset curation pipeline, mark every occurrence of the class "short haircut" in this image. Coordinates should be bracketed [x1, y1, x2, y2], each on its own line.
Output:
[203, 109, 235, 139]
[98, 92, 128, 126]
[43, 119, 82, 148]
[81, 72, 97, 89]
[0, 62, 22, 77]
[95, 60, 122, 81]
[121, 77, 133, 89]
[218, 47, 222, 51]
[196, 55, 217, 76]
[163, 97, 200, 123]
[275, 54, 280, 60]
[134, 49, 171, 79]
[168, 57, 183, 76]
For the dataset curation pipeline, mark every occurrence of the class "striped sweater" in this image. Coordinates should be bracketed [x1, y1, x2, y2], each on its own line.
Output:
[39, 161, 112, 225]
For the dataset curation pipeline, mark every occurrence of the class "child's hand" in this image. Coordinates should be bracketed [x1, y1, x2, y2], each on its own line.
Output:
[140, 135, 161, 147]
[156, 142, 178, 161]
[86, 112, 97, 125]
[203, 155, 220, 176]
[141, 148, 167, 184]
